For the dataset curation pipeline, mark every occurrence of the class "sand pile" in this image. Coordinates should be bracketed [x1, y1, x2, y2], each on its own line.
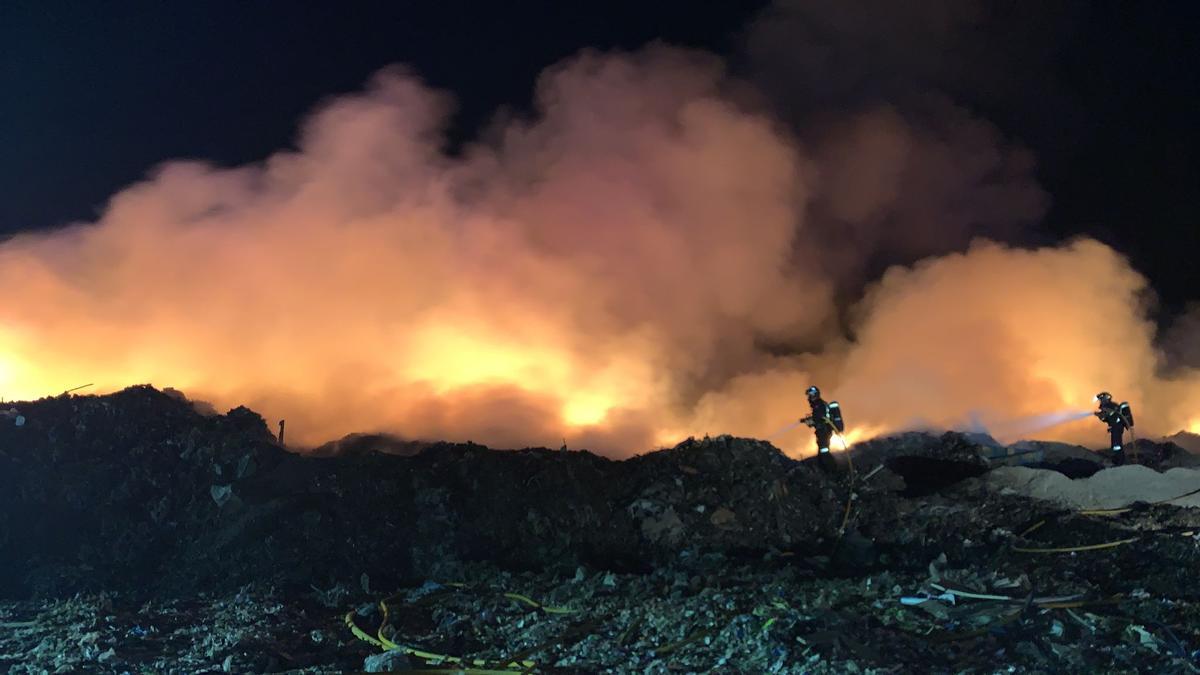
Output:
[988, 464, 1200, 510]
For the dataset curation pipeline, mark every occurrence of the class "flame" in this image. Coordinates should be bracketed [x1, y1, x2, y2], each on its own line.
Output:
[1190, 418, 1200, 435]
[562, 395, 615, 427]
[404, 325, 631, 429]
[837, 426, 885, 449]
[0, 324, 58, 400]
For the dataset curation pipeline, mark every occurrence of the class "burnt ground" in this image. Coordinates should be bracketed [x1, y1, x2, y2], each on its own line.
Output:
[1, 387, 1199, 673]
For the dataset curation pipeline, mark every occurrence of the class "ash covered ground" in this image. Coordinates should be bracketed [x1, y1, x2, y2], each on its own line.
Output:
[2, 388, 1200, 673]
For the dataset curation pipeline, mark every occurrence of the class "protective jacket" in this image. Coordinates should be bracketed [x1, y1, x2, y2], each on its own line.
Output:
[1096, 400, 1133, 430]
[1095, 398, 1133, 465]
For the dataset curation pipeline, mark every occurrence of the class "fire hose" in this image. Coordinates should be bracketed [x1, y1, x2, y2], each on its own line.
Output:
[344, 607, 535, 671]
[831, 428, 858, 537]
[344, 583, 580, 671]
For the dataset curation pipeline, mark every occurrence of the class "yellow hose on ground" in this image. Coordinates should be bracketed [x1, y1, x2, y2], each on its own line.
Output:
[1012, 537, 1139, 554]
[344, 611, 535, 670]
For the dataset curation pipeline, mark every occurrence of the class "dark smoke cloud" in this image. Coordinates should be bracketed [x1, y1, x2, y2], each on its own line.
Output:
[743, 0, 1058, 289]
[745, 0, 989, 108]
[743, 0, 1074, 115]
[1163, 303, 1200, 370]
[802, 100, 1047, 289]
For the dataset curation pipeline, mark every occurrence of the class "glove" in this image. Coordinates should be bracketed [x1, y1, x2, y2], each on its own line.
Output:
[800, 416, 814, 427]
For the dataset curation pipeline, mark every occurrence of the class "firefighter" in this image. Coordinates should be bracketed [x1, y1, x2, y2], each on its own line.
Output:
[800, 385, 845, 467]
[1094, 391, 1134, 465]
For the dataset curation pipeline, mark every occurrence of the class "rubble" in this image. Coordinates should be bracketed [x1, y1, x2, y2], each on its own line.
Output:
[363, 648, 412, 672]
[991, 440, 1105, 478]
[1, 386, 1199, 672]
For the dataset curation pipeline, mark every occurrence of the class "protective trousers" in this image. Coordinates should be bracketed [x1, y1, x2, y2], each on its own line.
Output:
[815, 426, 832, 454]
[1109, 424, 1126, 466]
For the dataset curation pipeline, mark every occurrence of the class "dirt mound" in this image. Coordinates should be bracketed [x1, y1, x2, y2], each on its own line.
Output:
[1165, 431, 1200, 454]
[849, 431, 994, 468]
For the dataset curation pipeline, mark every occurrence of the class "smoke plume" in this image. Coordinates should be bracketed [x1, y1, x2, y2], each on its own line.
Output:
[0, 40, 1196, 454]
[696, 238, 1200, 448]
[743, 0, 1063, 293]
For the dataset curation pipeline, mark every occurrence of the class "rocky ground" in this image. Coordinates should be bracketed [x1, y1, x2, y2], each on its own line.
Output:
[2, 387, 1199, 673]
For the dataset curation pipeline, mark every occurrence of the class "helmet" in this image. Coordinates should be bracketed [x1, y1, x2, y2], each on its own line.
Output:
[806, 385, 820, 399]
[1095, 391, 1112, 402]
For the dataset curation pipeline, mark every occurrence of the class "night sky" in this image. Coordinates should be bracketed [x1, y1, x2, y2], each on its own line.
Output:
[2, 1, 1198, 314]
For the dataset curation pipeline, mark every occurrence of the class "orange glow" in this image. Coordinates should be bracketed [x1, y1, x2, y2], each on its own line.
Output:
[403, 323, 641, 428]
[837, 426, 885, 449]
[562, 394, 615, 427]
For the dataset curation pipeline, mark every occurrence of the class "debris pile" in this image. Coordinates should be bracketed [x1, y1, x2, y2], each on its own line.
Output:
[0, 386, 290, 599]
[2, 386, 1199, 672]
[0, 388, 857, 598]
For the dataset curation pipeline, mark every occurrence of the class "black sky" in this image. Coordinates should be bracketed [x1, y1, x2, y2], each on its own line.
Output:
[2, 1, 1197, 313]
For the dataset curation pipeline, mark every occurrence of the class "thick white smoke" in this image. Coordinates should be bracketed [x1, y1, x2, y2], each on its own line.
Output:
[0, 41, 1195, 455]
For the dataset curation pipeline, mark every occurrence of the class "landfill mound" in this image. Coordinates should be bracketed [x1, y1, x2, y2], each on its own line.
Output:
[0, 387, 857, 599]
[3, 387, 1200, 673]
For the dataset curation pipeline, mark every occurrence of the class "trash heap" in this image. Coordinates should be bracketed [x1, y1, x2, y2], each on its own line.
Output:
[2, 386, 1199, 673]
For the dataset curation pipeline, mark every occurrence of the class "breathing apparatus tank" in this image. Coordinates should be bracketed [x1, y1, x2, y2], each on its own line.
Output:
[828, 401, 845, 432]
[1119, 402, 1134, 428]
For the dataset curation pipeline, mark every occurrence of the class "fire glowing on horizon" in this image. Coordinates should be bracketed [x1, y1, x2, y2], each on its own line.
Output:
[1, 50, 1197, 456]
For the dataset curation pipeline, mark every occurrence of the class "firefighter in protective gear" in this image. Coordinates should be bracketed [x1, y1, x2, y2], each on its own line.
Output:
[1094, 391, 1134, 465]
[800, 386, 845, 464]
